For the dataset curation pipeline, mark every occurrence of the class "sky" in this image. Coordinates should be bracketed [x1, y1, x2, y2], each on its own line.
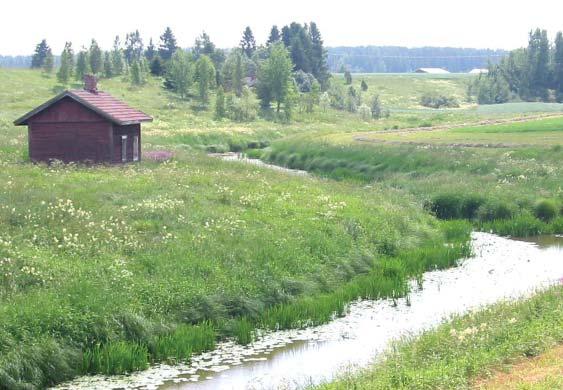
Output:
[1, 0, 563, 55]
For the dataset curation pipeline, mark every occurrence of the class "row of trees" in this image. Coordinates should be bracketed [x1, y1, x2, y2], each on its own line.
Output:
[31, 23, 378, 122]
[327, 46, 506, 73]
[471, 29, 563, 103]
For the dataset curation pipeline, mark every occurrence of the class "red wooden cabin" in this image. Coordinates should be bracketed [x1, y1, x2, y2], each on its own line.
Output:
[14, 76, 152, 164]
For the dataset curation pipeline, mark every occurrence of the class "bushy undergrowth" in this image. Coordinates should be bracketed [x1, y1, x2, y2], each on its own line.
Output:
[317, 285, 563, 389]
[533, 199, 558, 222]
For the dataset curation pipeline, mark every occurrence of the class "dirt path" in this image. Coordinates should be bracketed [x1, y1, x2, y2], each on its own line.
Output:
[473, 344, 563, 389]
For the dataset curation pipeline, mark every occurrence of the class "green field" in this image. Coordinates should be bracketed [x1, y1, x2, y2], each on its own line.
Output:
[334, 116, 563, 146]
[1, 68, 562, 388]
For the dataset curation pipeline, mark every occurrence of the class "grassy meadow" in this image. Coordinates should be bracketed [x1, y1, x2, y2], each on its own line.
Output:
[0, 68, 562, 388]
[261, 115, 563, 236]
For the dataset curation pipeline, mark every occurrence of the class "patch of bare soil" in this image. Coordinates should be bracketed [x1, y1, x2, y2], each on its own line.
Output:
[473, 344, 563, 389]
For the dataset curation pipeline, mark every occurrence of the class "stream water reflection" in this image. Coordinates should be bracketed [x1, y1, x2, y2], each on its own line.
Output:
[55, 233, 563, 390]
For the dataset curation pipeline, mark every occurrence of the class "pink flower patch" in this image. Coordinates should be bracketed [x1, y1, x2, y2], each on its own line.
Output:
[144, 151, 174, 161]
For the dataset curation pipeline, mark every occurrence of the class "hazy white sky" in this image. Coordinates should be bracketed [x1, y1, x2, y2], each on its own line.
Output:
[1, 0, 563, 55]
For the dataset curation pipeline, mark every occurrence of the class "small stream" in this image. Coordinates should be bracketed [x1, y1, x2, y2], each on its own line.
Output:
[55, 233, 563, 390]
[209, 153, 309, 176]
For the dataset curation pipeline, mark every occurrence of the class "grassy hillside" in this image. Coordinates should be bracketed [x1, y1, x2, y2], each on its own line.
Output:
[3, 69, 555, 161]
[261, 114, 563, 236]
[0, 69, 477, 388]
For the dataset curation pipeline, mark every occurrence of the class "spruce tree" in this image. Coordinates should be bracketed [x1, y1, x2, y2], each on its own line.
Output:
[31, 39, 50, 68]
[150, 55, 165, 76]
[344, 70, 352, 85]
[309, 22, 330, 87]
[111, 36, 124, 76]
[42, 49, 54, 73]
[371, 94, 382, 119]
[103, 52, 113, 78]
[281, 26, 291, 47]
[290, 36, 310, 73]
[145, 38, 156, 61]
[267, 26, 281, 46]
[553, 32, 563, 99]
[130, 59, 145, 86]
[526, 29, 550, 99]
[57, 42, 73, 84]
[125, 30, 143, 64]
[281, 23, 312, 73]
[232, 51, 244, 97]
[240, 27, 256, 57]
[159, 27, 177, 61]
[89, 39, 103, 75]
[215, 86, 226, 119]
[75, 49, 91, 81]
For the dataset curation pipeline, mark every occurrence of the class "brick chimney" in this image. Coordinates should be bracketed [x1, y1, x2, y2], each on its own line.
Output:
[84, 74, 98, 93]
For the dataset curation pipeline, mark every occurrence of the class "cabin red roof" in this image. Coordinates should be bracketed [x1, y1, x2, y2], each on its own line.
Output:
[14, 89, 152, 126]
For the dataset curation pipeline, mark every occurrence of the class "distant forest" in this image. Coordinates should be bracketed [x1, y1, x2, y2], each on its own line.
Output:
[0, 55, 34, 68]
[326, 47, 507, 73]
[1, 46, 507, 73]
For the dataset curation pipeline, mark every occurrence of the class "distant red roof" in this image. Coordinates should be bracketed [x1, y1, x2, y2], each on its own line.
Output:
[14, 89, 152, 126]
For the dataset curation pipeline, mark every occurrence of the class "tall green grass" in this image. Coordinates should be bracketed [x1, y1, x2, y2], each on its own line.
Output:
[150, 323, 216, 363]
[82, 341, 148, 375]
[479, 215, 563, 237]
[262, 138, 562, 237]
[238, 221, 472, 337]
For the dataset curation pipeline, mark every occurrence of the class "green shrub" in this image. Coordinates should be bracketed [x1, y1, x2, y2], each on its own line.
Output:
[205, 144, 229, 153]
[228, 140, 246, 153]
[245, 149, 263, 159]
[420, 93, 459, 109]
[533, 199, 558, 222]
[476, 201, 515, 222]
[460, 195, 486, 219]
[428, 193, 464, 219]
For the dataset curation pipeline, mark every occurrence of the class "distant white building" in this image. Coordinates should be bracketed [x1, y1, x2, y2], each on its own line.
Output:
[469, 68, 489, 74]
[414, 68, 450, 74]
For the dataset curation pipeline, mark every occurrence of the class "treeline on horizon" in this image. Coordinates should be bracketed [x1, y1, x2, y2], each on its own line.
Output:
[470, 28, 563, 104]
[327, 46, 506, 73]
[1, 46, 507, 73]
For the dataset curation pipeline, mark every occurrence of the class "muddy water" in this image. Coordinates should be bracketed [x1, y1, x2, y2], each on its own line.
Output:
[55, 233, 563, 390]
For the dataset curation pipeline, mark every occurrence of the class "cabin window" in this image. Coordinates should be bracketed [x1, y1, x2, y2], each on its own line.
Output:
[133, 136, 139, 161]
[121, 135, 127, 162]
